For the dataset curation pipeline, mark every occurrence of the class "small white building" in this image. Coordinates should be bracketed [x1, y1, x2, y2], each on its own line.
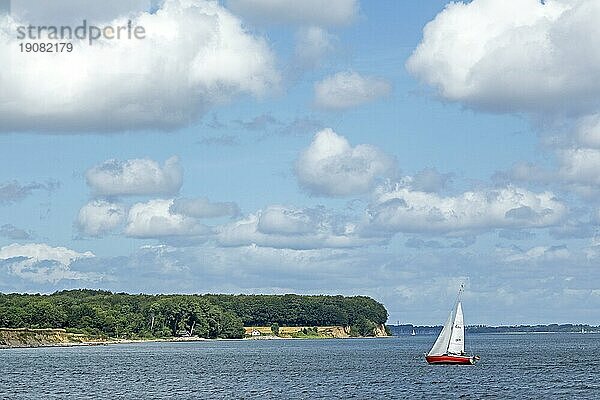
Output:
[251, 329, 261, 336]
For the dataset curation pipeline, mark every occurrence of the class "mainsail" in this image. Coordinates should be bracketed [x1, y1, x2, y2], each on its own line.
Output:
[447, 302, 464, 355]
[427, 301, 465, 356]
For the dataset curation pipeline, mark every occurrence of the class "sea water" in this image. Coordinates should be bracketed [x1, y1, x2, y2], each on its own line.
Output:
[1, 333, 599, 399]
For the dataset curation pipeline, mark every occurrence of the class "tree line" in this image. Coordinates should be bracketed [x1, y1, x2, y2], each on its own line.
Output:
[0, 290, 388, 339]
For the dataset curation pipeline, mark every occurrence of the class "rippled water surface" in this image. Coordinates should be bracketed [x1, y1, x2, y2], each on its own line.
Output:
[1, 334, 599, 399]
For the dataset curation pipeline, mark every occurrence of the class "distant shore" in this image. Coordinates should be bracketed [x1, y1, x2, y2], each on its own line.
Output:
[388, 323, 600, 336]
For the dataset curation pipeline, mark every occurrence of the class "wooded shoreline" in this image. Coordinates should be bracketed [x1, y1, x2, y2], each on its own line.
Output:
[0, 290, 390, 345]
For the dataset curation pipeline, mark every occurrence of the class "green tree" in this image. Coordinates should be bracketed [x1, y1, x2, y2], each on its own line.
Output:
[270, 322, 279, 336]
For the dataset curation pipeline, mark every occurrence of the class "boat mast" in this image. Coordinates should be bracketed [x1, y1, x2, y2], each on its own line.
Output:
[445, 283, 465, 354]
[427, 284, 467, 357]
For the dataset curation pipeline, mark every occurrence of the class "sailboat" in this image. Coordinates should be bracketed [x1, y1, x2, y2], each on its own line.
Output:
[411, 329, 416, 336]
[425, 285, 479, 365]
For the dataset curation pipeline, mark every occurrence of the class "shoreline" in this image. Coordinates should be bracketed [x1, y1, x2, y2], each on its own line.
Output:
[0, 335, 392, 349]
[12, 330, 598, 347]
[6, 331, 594, 349]
[1, 323, 389, 349]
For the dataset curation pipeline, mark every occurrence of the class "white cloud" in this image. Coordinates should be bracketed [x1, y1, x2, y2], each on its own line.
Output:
[407, 0, 600, 209]
[257, 206, 316, 235]
[0, 0, 279, 132]
[170, 197, 240, 218]
[226, 0, 358, 26]
[217, 205, 385, 250]
[367, 184, 567, 235]
[0, 243, 96, 283]
[125, 198, 208, 238]
[86, 156, 182, 197]
[507, 147, 600, 197]
[295, 128, 396, 196]
[77, 200, 126, 237]
[314, 71, 392, 110]
[0, 243, 93, 265]
[407, 0, 600, 115]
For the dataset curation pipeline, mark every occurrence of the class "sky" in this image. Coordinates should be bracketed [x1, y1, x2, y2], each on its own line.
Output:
[1, 0, 599, 325]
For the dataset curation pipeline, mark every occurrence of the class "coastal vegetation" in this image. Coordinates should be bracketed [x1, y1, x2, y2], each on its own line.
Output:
[0, 290, 388, 341]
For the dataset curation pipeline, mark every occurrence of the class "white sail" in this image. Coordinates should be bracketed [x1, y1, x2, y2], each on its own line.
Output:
[447, 302, 465, 355]
[427, 310, 453, 356]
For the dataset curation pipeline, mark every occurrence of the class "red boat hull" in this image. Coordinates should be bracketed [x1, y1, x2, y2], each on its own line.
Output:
[425, 354, 477, 365]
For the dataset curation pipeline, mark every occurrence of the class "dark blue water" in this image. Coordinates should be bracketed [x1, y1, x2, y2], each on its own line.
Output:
[1, 334, 599, 399]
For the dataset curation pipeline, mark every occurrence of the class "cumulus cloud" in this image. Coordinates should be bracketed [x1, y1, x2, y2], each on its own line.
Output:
[407, 0, 600, 212]
[0, 180, 59, 205]
[0, 243, 97, 283]
[125, 198, 209, 238]
[407, 0, 600, 115]
[217, 205, 386, 250]
[257, 206, 316, 235]
[226, 0, 358, 26]
[314, 71, 392, 110]
[367, 184, 567, 235]
[170, 197, 240, 219]
[295, 128, 396, 196]
[77, 200, 126, 237]
[86, 156, 182, 197]
[507, 147, 600, 198]
[0, 0, 279, 132]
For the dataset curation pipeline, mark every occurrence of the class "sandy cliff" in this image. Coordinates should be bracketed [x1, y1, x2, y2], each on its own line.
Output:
[244, 324, 389, 338]
[0, 328, 101, 348]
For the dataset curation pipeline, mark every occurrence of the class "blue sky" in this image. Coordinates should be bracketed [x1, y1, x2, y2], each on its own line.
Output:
[1, 0, 600, 325]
